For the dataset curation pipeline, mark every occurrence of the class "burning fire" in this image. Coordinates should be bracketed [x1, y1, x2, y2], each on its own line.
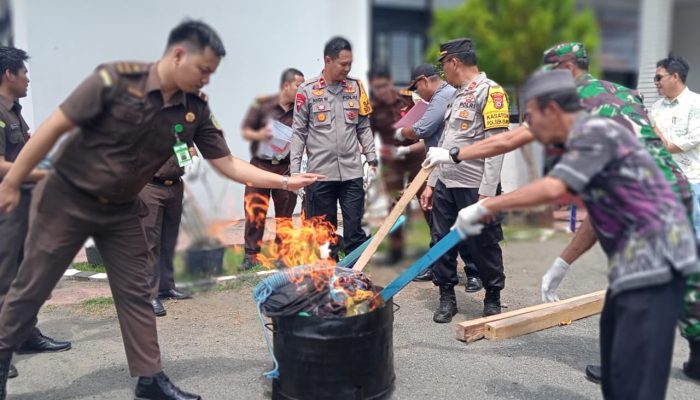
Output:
[245, 193, 382, 315]
[245, 193, 337, 269]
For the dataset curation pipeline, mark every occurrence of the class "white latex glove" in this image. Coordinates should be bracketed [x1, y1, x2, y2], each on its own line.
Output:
[541, 257, 570, 302]
[422, 147, 452, 169]
[394, 128, 406, 142]
[394, 146, 410, 160]
[452, 202, 490, 238]
[364, 166, 377, 188]
[184, 155, 202, 177]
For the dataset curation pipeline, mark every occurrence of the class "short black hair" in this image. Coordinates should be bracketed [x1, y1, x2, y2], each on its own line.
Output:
[453, 50, 477, 66]
[657, 55, 690, 83]
[535, 89, 583, 113]
[0, 46, 29, 83]
[166, 20, 226, 57]
[280, 68, 304, 88]
[368, 65, 391, 81]
[324, 36, 352, 59]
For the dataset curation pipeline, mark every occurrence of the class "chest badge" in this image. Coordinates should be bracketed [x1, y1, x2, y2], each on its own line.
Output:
[459, 110, 469, 118]
[185, 112, 196, 123]
[344, 84, 355, 93]
[347, 111, 356, 120]
[348, 101, 355, 107]
[318, 104, 326, 111]
[313, 89, 324, 96]
[461, 122, 469, 130]
[318, 113, 327, 122]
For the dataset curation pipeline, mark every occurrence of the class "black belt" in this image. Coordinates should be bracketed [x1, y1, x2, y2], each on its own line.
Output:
[151, 177, 182, 186]
[252, 157, 290, 165]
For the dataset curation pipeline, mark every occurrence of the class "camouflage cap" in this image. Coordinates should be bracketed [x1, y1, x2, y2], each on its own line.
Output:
[542, 42, 587, 70]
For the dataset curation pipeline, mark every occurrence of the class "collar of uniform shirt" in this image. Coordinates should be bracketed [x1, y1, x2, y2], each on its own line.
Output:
[0, 93, 15, 110]
[145, 62, 187, 108]
[460, 72, 486, 90]
[663, 86, 690, 106]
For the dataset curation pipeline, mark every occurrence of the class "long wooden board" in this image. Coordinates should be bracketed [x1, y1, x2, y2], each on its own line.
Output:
[353, 166, 434, 272]
[484, 291, 605, 341]
[455, 290, 606, 342]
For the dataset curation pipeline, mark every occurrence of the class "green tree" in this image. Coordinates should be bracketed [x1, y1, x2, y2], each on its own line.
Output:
[427, 0, 600, 108]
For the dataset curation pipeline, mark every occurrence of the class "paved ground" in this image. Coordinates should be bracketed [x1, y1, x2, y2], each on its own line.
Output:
[8, 236, 699, 399]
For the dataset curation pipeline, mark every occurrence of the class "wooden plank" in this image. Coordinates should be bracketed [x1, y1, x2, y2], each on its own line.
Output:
[484, 291, 605, 341]
[455, 290, 606, 342]
[353, 166, 434, 272]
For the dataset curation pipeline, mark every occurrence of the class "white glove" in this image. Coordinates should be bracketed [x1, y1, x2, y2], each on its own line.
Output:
[395, 146, 410, 160]
[184, 155, 202, 177]
[422, 147, 452, 168]
[541, 257, 570, 302]
[452, 202, 490, 238]
[394, 128, 406, 142]
[365, 166, 377, 188]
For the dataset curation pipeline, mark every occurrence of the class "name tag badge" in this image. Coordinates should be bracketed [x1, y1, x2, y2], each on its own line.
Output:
[173, 141, 193, 167]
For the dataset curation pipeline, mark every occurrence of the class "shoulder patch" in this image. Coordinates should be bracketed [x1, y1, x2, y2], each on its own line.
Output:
[115, 62, 147, 75]
[482, 86, 510, 130]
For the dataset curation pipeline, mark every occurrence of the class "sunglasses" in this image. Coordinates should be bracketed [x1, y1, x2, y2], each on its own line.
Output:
[654, 74, 672, 82]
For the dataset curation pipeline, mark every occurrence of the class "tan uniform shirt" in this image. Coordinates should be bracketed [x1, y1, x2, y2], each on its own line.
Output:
[0, 94, 32, 189]
[56, 61, 230, 203]
[290, 74, 376, 181]
[428, 72, 509, 196]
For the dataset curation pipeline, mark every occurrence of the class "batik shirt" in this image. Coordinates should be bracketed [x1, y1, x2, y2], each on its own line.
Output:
[549, 113, 699, 296]
[576, 73, 692, 202]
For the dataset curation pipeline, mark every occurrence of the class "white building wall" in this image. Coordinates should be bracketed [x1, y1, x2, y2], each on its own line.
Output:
[10, 0, 370, 220]
[672, 0, 700, 91]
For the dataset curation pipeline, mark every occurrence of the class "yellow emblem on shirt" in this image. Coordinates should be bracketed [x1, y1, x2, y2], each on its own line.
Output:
[357, 80, 373, 116]
[482, 86, 510, 130]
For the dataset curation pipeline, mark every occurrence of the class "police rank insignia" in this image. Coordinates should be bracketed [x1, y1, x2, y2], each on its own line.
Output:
[185, 112, 196, 123]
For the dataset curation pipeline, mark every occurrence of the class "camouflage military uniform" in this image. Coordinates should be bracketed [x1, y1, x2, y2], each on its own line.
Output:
[545, 42, 700, 342]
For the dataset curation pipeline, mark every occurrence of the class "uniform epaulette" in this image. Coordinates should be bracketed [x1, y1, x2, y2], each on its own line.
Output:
[115, 62, 147, 75]
[301, 78, 319, 88]
[252, 94, 275, 109]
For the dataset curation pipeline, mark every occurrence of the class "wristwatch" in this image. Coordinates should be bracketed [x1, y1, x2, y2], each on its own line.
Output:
[367, 160, 379, 167]
[449, 147, 461, 163]
[282, 176, 289, 191]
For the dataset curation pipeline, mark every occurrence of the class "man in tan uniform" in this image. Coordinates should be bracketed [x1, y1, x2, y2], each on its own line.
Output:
[0, 21, 320, 400]
[290, 37, 377, 260]
[425, 38, 510, 323]
[0, 46, 71, 381]
[140, 150, 198, 318]
[241, 68, 304, 270]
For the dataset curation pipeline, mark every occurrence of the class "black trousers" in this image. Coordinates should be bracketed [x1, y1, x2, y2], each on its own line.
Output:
[600, 272, 685, 400]
[303, 178, 367, 259]
[430, 180, 505, 289]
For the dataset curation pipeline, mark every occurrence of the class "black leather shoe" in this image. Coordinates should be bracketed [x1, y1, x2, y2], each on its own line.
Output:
[0, 359, 9, 400]
[7, 364, 16, 380]
[240, 256, 260, 272]
[151, 299, 167, 317]
[465, 276, 483, 293]
[158, 289, 191, 300]
[683, 340, 700, 381]
[483, 287, 502, 316]
[433, 286, 458, 323]
[585, 364, 601, 384]
[134, 371, 201, 400]
[412, 268, 434, 282]
[16, 328, 71, 354]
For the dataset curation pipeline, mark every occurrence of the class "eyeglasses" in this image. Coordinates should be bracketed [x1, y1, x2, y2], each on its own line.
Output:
[654, 74, 671, 82]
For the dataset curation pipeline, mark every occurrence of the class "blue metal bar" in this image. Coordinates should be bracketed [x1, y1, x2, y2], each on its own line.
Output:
[379, 228, 462, 302]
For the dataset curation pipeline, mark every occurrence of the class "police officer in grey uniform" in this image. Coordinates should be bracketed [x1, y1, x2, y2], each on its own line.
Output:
[290, 37, 377, 259]
[424, 39, 510, 322]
